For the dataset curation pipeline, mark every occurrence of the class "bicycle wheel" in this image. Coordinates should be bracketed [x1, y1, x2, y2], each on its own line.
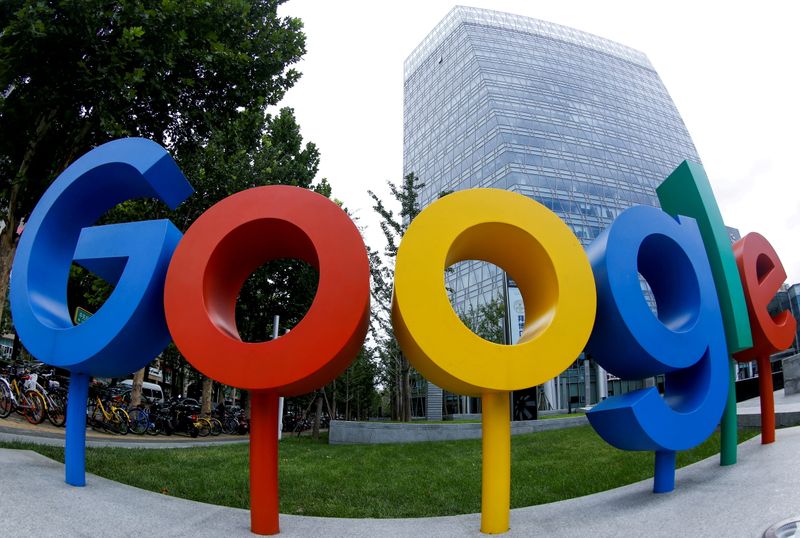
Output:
[46, 392, 67, 427]
[14, 387, 25, 416]
[221, 416, 234, 434]
[0, 382, 13, 419]
[127, 408, 148, 435]
[209, 417, 223, 436]
[23, 390, 46, 424]
[196, 418, 211, 437]
[90, 406, 106, 430]
[113, 409, 130, 435]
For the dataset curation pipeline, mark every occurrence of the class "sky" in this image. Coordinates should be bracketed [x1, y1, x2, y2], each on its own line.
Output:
[276, 0, 800, 285]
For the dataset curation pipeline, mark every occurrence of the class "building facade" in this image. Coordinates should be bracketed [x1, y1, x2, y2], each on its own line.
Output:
[769, 283, 800, 358]
[403, 7, 701, 415]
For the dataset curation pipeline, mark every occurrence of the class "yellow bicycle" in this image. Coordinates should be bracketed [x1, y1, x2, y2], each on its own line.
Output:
[0, 370, 47, 424]
[88, 389, 130, 435]
[195, 416, 223, 436]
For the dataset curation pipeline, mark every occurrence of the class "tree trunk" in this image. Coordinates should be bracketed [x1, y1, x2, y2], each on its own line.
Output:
[345, 376, 351, 421]
[394, 366, 402, 421]
[10, 332, 21, 362]
[331, 380, 337, 420]
[201, 376, 213, 416]
[312, 394, 323, 439]
[0, 111, 55, 330]
[401, 357, 412, 422]
[394, 385, 400, 421]
[129, 367, 146, 407]
[0, 234, 17, 328]
[321, 387, 333, 419]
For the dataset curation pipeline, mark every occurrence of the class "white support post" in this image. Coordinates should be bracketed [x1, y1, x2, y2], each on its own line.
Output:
[272, 315, 284, 441]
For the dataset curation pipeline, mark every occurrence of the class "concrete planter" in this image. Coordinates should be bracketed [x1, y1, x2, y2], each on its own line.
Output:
[782, 353, 800, 396]
[329, 415, 588, 445]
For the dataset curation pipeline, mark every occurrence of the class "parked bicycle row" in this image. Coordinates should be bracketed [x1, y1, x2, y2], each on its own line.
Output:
[0, 365, 249, 437]
[0, 364, 67, 426]
[91, 384, 250, 437]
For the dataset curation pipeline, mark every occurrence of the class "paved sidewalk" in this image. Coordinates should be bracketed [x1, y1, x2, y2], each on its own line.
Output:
[738, 387, 800, 412]
[737, 388, 800, 428]
[1, 425, 799, 537]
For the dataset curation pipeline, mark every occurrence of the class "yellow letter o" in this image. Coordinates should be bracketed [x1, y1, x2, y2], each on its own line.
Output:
[392, 188, 596, 396]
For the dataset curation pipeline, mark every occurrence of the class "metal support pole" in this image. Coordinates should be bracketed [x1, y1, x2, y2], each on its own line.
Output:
[583, 358, 591, 407]
[250, 390, 280, 534]
[481, 391, 510, 533]
[272, 315, 284, 442]
[65, 372, 90, 486]
[758, 355, 776, 444]
[595, 363, 607, 401]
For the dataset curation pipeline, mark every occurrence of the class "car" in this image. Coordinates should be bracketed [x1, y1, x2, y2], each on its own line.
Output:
[118, 379, 165, 403]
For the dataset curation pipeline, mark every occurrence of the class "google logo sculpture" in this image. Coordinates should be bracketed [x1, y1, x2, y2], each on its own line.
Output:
[9, 138, 796, 535]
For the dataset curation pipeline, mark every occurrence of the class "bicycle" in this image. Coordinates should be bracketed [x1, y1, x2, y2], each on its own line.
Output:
[126, 404, 152, 435]
[127, 396, 167, 435]
[223, 405, 248, 435]
[33, 368, 67, 427]
[195, 416, 222, 436]
[0, 374, 13, 419]
[0, 368, 47, 424]
[221, 412, 239, 435]
[88, 385, 130, 435]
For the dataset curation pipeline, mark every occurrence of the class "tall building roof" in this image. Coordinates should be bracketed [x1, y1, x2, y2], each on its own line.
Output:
[404, 5, 652, 80]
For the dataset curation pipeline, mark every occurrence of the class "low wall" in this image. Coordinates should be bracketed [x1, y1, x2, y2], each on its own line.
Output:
[737, 409, 800, 429]
[443, 413, 482, 421]
[783, 354, 800, 396]
[329, 415, 588, 445]
[443, 410, 572, 421]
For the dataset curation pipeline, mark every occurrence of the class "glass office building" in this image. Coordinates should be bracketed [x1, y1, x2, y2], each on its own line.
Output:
[403, 7, 701, 416]
[769, 284, 800, 358]
[789, 284, 800, 356]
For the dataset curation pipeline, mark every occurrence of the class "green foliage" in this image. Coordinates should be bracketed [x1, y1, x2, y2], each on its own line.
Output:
[350, 347, 381, 416]
[1, 0, 306, 219]
[458, 297, 506, 344]
[0, 1, 378, 413]
[368, 172, 425, 259]
[0, 3, 343, 402]
[367, 172, 425, 420]
[0, 0, 308, 331]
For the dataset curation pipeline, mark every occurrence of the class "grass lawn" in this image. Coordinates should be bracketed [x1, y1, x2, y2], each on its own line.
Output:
[1, 426, 758, 518]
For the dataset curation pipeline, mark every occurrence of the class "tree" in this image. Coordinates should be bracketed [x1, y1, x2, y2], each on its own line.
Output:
[368, 172, 425, 421]
[459, 297, 506, 345]
[0, 0, 306, 329]
[332, 347, 379, 421]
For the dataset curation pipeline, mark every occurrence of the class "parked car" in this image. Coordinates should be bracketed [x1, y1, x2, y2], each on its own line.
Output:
[119, 379, 165, 403]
